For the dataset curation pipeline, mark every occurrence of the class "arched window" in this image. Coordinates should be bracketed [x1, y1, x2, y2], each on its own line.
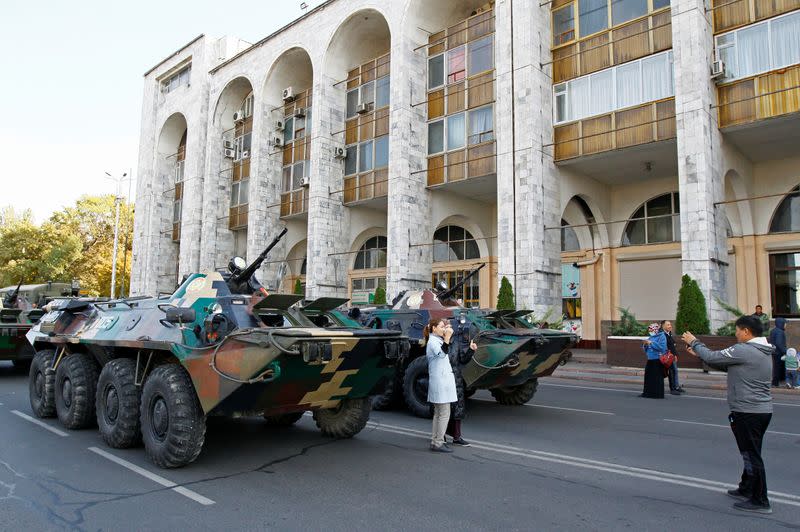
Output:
[433, 225, 480, 262]
[561, 219, 580, 251]
[770, 186, 800, 233]
[622, 192, 681, 246]
[354, 236, 387, 270]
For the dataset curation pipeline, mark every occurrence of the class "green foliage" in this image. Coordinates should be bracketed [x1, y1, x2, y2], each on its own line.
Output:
[0, 195, 133, 297]
[372, 285, 386, 305]
[714, 297, 743, 336]
[610, 307, 649, 336]
[497, 276, 515, 310]
[293, 278, 303, 295]
[675, 274, 710, 335]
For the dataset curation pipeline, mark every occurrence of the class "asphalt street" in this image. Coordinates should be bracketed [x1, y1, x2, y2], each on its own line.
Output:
[1, 361, 799, 531]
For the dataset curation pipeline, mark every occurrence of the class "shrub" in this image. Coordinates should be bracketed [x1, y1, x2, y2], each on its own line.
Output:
[610, 307, 649, 336]
[675, 274, 710, 335]
[373, 286, 386, 305]
[714, 297, 742, 336]
[497, 276, 515, 310]
[293, 278, 303, 295]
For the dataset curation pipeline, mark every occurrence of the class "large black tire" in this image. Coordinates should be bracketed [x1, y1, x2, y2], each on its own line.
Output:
[490, 378, 539, 405]
[371, 369, 403, 411]
[402, 356, 433, 419]
[313, 397, 371, 438]
[29, 350, 56, 418]
[140, 364, 206, 468]
[96, 359, 142, 448]
[54, 352, 100, 429]
[263, 412, 304, 427]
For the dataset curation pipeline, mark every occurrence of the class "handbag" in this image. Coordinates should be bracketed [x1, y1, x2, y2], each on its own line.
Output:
[659, 351, 675, 368]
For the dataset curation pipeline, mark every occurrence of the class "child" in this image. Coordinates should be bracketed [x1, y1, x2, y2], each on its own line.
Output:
[782, 347, 799, 389]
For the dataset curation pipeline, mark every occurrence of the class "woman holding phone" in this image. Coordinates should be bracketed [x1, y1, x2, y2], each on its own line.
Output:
[424, 318, 457, 452]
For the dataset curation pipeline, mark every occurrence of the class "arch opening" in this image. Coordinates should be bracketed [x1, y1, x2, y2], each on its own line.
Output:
[621, 192, 681, 247]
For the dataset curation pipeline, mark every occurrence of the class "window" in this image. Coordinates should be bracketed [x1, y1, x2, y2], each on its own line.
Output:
[354, 236, 387, 270]
[428, 120, 444, 154]
[652, 0, 669, 9]
[715, 10, 800, 82]
[622, 192, 681, 246]
[611, 0, 647, 26]
[579, 0, 608, 37]
[162, 65, 191, 94]
[561, 219, 580, 251]
[346, 89, 359, 118]
[432, 270, 480, 306]
[553, 5, 576, 46]
[554, 50, 674, 124]
[447, 113, 466, 150]
[468, 106, 494, 144]
[173, 201, 181, 224]
[358, 140, 373, 172]
[448, 47, 466, 83]
[291, 162, 305, 189]
[376, 76, 390, 108]
[433, 226, 480, 262]
[345, 146, 358, 175]
[360, 81, 375, 107]
[283, 117, 294, 146]
[468, 36, 494, 76]
[770, 252, 800, 317]
[174, 160, 185, 184]
[769, 186, 800, 233]
[230, 179, 249, 207]
[429, 55, 445, 89]
[374, 136, 389, 168]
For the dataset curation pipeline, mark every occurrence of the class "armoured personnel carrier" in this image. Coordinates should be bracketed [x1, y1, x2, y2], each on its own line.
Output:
[358, 266, 578, 417]
[0, 282, 56, 370]
[26, 229, 406, 468]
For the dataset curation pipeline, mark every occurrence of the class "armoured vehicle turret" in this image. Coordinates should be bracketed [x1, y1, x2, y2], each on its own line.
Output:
[26, 229, 406, 468]
[357, 266, 578, 417]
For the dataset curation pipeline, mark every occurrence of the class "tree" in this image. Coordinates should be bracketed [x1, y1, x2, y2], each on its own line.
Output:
[675, 274, 710, 335]
[714, 297, 742, 336]
[293, 278, 303, 295]
[373, 286, 386, 305]
[497, 276, 515, 310]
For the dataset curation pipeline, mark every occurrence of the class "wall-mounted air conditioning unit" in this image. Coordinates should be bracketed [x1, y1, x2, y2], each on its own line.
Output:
[223, 139, 234, 150]
[711, 60, 726, 81]
[233, 111, 246, 122]
[356, 102, 370, 114]
[274, 120, 284, 131]
[224, 148, 236, 159]
[241, 150, 250, 159]
[300, 177, 310, 187]
[273, 136, 283, 147]
[333, 146, 346, 159]
[282, 86, 295, 102]
[294, 107, 306, 118]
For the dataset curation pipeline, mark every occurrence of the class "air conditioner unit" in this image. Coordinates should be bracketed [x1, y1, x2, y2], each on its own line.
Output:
[224, 148, 236, 159]
[300, 177, 310, 187]
[356, 102, 370, 115]
[333, 146, 346, 159]
[274, 120, 284, 131]
[711, 60, 726, 81]
[294, 107, 306, 118]
[282, 86, 295, 102]
[233, 111, 246, 122]
[223, 139, 234, 150]
[241, 150, 250, 159]
[273, 136, 283, 147]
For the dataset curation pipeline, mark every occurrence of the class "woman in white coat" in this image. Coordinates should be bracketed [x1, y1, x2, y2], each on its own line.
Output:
[425, 318, 458, 452]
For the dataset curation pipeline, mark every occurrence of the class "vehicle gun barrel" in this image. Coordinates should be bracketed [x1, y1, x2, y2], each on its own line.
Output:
[3, 281, 22, 307]
[437, 264, 485, 302]
[232, 227, 288, 283]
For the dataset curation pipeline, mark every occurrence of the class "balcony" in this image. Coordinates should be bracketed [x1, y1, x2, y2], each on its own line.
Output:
[712, 0, 800, 33]
[344, 169, 388, 207]
[280, 188, 308, 218]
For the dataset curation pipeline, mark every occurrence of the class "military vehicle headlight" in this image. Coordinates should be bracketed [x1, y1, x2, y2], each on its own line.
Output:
[211, 303, 223, 314]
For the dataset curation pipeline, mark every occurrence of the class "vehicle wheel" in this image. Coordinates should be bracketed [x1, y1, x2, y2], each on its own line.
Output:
[29, 350, 56, 418]
[140, 364, 206, 468]
[313, 397, 371, 438]
[371, 369, 403, 411]
[55, 352, 100, 429]
[96, 359, 141, 448]
[263, 412, 304, 427]
[490, 378, 538, 405]
[402, 356, 433, 419]
[13, 358, 32, 372]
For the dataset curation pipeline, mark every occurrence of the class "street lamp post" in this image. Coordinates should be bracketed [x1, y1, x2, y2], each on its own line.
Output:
[105, 172, 128, 299]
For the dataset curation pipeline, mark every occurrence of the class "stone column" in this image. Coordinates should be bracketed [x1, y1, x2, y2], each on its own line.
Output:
[177, 113, 207, 278]
[672, 0, 728, 327]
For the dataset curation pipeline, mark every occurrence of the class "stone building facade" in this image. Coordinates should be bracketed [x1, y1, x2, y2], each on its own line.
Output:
[132, 0, 800, 347]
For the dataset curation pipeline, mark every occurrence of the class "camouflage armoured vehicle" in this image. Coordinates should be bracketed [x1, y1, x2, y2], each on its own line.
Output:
[0, 282, 60, 370]
[26, 229, 405, 468]
[358, 266, 578, 417]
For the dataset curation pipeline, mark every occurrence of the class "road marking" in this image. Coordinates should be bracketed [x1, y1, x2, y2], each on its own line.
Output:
[473, 398, 614, 415]
[88, 447, 215, 506]
[541, 382, 800, 407]
[367, 420, 800, 507]
[664, 418, 800, 437]
[11, 410, 68, 437]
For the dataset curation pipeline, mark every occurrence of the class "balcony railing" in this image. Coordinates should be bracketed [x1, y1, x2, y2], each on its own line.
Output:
[553, 98, 676, 161]
[228, 205, 248, 230]
[427, 141, 496, 186]
[344, 168, 388, 204]
[280, 188, 308, 217]
[712, 0, 800, 33]
[717, 64, 800, 127]
[552, 9, 672, 84]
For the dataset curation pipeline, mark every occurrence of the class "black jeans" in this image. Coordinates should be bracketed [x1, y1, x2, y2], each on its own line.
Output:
[728, 411, 772, 506]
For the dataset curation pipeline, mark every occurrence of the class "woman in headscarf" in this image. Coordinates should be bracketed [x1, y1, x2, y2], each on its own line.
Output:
[641, 322, 667, 398]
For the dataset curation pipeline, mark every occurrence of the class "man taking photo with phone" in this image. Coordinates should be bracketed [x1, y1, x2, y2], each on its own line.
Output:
[682, 315, 774, 514]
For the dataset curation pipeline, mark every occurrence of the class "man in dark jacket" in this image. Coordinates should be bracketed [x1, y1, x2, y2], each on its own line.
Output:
[768, 317, 787, 387]
[661, 320, 684, 395]
[682, 315, 774, 514]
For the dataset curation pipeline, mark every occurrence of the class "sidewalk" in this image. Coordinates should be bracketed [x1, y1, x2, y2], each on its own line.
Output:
[548, 349, 800, 397]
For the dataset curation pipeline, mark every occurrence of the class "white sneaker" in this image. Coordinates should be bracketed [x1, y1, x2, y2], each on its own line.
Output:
[794, 385, 800, 389]
[787, 383, 792, 389]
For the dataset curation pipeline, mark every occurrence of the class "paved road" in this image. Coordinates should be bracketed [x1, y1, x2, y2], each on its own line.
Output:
[1, 362, 798, 531]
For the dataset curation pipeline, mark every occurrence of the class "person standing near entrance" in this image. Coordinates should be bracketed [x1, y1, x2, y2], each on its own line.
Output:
[682, 315, 774, 514]
[768, 317, 787, 387]
[641, 323, 667, 398]
[751, 305, 770, 337]
[661, 320, 684, 395]
[424, 318, 457, 453]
